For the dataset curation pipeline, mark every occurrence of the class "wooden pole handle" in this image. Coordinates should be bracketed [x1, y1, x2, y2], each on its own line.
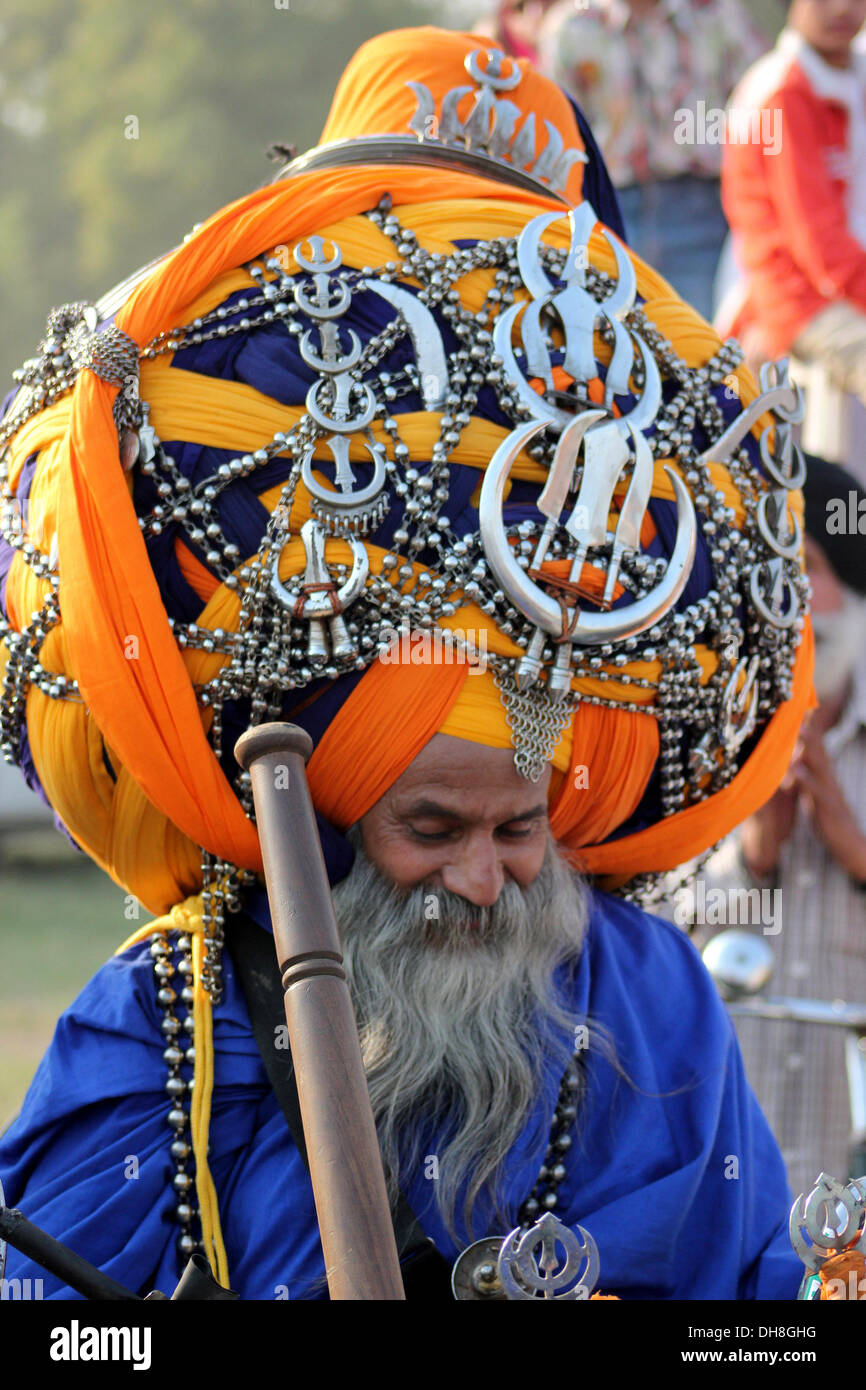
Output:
[235, 722, 405, 1301]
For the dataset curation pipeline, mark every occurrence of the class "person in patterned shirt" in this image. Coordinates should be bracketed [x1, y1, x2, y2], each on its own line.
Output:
[538, 0, 769, 317]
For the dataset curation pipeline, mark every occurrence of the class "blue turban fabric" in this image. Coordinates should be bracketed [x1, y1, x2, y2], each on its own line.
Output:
[0, 892, 801, 1300]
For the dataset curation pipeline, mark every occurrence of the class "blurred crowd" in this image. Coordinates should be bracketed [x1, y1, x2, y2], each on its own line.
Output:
[476, 0, 866, 1196]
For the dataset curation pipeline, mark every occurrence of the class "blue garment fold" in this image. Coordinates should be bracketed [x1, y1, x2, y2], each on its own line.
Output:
[0, 892, 801, 1301]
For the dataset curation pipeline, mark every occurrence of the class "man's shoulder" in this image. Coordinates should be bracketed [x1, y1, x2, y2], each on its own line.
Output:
[585, 887, 707, 973]
[582, 888, 730, 1050]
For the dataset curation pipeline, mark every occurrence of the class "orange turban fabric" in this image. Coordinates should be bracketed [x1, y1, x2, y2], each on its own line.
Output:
[0, 27, 813, 915]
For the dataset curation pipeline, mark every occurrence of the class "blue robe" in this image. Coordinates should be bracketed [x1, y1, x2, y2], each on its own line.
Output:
[0, 891, 803, 1300]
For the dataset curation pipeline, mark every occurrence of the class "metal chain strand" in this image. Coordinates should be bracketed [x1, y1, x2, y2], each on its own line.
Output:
[0, 208, 804, 917]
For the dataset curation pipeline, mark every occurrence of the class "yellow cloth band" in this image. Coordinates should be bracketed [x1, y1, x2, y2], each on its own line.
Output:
[115, 897, 229, 1290]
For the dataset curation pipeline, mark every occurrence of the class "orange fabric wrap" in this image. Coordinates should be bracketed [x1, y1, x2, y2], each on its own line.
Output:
[579, 622, 816, 878]
[308, 660, 470, 830]
[50, 45, 571, 882]
[1, 25, 814, 908]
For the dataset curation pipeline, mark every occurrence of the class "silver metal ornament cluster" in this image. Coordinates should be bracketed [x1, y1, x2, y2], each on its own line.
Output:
[406, 47, 588, 197]
[273, 48, 588, 205]
[0, 197, 807, 908]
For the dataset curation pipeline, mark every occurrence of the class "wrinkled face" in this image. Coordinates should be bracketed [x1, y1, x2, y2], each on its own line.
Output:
[359, 733, 552, 907]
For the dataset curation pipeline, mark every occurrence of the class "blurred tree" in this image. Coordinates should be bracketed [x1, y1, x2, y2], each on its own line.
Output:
[0, 0, 784, 386]
[0, 0, 457, 383]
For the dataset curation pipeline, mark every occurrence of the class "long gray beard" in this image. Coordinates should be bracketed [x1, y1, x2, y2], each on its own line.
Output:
[332, 830, 592, 1242]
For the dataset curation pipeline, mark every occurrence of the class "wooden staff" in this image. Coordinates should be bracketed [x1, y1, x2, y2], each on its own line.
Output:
[234, 723, 405, 1301]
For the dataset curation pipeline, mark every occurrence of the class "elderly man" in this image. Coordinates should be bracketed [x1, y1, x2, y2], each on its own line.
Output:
[0, 29, 818, 1300]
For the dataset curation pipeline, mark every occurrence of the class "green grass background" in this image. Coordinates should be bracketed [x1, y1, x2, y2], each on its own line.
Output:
[0, 833, 143, 1131]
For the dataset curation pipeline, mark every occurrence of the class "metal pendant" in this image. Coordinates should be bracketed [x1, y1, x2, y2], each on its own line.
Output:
[480, 202, 696, 698]
[271, 517, 368, 667]
[451, 1238, 509, 1301]
[690, 654, 761, 785]
[301, 432, 389, 536]
[452, 1213, 601, 1301]
[499, 1213, 600, 1300]
[699, 359, 804, 631]
[790, 1172, 866, 1273]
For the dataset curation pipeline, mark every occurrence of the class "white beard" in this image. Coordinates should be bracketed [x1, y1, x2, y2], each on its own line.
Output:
[332, 828, 593, 1242]
[811, 590, 866, 701]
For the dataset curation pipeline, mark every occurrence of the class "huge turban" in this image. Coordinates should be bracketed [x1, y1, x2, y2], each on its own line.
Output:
[0, 27, 813, 918]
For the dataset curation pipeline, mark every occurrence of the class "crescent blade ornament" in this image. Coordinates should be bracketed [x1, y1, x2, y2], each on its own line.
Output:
[361, 279, 450, 410]
[406, 80, 435, 140]
[439, 85, 474, 142]
[509, 112, 536, 171]
[531, 120, 566, 186]
[488, 99, 521, 160]
[462, 84, 496, 147]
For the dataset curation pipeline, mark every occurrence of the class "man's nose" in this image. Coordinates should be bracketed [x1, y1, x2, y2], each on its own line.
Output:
[441, 838, 504, 908]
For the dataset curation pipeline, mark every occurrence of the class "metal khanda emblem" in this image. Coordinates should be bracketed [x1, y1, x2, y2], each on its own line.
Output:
[690, 654, 761, 781]
[499, 1213, 600, 1300]
[790, 1173, 866, 1275]
[479, 205, 697, 699]
[451, 1213, 601, 1301]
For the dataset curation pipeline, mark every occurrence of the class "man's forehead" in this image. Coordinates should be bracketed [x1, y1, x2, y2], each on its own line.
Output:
[386, 734, 552, 813]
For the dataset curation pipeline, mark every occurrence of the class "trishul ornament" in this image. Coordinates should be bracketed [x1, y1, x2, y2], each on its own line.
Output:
[480, 204, 697, 699]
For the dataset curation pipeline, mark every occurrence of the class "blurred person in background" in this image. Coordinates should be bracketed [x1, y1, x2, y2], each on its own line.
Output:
[473, 0, 560, 61]
[690, 456, 866, 1197]
[722, 0, 866, 399]
[538, 0, 768, 319]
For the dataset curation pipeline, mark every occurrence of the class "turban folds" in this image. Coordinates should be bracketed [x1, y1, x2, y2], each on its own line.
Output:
[0, 27, 813, 914]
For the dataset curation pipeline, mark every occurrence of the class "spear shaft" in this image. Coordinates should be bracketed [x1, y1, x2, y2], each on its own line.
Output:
[234, 723, 404, 1301]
